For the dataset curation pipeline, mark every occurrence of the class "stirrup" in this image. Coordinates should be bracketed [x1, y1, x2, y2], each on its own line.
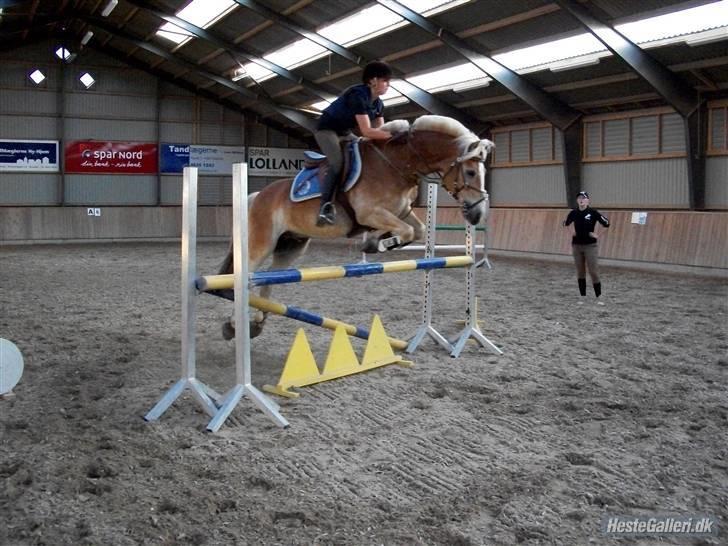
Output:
[316, 202, 336, 226]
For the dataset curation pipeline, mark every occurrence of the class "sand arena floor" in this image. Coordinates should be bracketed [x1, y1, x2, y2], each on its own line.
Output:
[1, 241, 726, 545]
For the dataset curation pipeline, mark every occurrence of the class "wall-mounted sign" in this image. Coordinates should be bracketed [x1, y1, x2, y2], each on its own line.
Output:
[0, 140, 59, 172]
[65, 141, 158, 174]
[248, 147, 306, 177]
[160, 143, 246, 175]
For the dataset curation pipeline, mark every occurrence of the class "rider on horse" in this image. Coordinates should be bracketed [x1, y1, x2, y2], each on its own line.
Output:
[314, 61, 395, 226]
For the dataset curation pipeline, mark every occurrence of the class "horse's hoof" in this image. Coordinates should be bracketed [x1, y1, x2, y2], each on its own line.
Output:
[377, 235, 402, 252]
[360, 238, 380, 254]
[222, 321, 235, 340]
[250, 322, 264, 339]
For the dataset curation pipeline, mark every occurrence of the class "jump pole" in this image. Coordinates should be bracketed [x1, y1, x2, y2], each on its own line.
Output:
[144, 167, 220, 423]
[203, 290, 409, 351]
[206, 163, 288, 432]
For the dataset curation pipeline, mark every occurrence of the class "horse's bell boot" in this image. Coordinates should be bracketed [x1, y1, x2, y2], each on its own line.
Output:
[317, 202, 336, 226]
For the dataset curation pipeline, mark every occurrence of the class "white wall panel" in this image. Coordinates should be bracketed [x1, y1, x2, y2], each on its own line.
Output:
[160, 122, 193, 142]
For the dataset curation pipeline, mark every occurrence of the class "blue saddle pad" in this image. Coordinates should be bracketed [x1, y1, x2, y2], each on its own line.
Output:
[290, 140, 362, 202]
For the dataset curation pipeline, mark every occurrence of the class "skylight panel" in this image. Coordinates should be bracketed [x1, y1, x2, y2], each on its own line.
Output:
[494, 33, 606, 72]
[617, 0, 728, 43]
[233, 1, 472, 83]
[157, 0, 237, 45]
[407, 63, 485, 93]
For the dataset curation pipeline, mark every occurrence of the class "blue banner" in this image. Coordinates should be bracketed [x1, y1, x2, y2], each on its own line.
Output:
[0, 140, 59, 172]
[160, 143, 246, 175]
[160, 143, 190, 174]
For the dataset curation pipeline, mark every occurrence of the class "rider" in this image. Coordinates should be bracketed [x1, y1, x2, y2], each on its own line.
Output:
[314, 61, 394, 226]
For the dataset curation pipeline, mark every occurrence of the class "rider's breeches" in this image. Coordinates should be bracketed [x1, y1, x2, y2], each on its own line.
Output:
[314, 129, 343, 201]
[571, 243, 600, 284]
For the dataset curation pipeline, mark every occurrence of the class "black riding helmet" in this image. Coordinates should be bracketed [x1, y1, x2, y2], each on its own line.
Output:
[362, 61, 392, 83]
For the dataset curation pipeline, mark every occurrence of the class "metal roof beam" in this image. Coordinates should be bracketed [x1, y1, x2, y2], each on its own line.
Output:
[233, 0, 485, 130]
[86, 40, 312, 145]
[123, 0, 337, 102]
[73, 13, 317, 132]
[376, 0, 581, 132]
[553, 0, 705, 208]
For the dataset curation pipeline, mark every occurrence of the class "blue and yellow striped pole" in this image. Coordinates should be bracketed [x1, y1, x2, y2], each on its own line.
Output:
[249, 295, 408, 350]
[197, 255, 473, 290]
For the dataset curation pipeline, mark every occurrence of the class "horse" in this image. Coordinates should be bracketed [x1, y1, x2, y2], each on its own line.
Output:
[219, 114, 494, 339]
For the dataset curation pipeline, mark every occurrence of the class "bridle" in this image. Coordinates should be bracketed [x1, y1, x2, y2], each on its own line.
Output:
[368, 129, 490, 213]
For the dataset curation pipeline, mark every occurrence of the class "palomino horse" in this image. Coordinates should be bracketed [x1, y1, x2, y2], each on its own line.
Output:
[220, 114, 494, 339]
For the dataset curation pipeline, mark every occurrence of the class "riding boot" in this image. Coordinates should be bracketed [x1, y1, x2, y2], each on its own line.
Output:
[317, 173, 337, 226]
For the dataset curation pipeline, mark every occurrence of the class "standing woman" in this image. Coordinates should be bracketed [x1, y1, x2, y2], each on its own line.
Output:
[314, 61, 394, 226]
[564, 191, 610, 304]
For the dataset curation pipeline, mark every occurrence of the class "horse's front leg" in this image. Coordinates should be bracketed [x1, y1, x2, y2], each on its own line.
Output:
[358, 208, 416, 253]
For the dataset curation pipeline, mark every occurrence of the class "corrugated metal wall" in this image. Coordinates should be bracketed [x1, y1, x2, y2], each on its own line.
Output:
[706, 157, 728, 209]
[582, 159, 689, 207]
[490, 166, 566, 206]
[0, 40, 305, 207]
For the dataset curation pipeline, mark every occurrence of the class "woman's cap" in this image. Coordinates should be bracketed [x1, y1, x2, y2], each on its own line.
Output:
[577, 191, 590, 199]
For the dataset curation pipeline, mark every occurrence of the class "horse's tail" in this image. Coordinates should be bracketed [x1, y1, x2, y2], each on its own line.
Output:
[218, 191, 259, 274]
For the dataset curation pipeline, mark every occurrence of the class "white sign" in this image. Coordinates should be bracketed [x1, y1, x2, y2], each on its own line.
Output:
[631, 212, 648, 225]
[247, 147, 307, 177]
[189, 145, 246, 175]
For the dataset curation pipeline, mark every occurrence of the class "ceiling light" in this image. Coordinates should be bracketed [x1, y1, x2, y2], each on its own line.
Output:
[548, 55, 601, 72]
[685, 26, 728, 46]
[80, 72, 96, 89]
[29, 69, 46, 85]
[452, 78, 491, 93]
[55, 47, 71, 61]
[81, 31, 94, 45]
[101, 0, 118, 17]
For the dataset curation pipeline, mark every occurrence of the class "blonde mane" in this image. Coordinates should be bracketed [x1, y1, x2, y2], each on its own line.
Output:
[380, 119, 410, 133]
[412, 115, 480, 155]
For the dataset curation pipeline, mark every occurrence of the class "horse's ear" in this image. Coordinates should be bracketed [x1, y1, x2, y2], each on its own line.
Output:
[481, 139, 495, 152]
[467, 141, 479, 153]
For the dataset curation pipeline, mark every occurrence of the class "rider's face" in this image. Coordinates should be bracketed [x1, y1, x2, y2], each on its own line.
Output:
[370, 77, 390, 97]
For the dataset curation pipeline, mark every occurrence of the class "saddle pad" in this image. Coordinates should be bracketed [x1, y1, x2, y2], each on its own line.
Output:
[290, 140, 362, 202]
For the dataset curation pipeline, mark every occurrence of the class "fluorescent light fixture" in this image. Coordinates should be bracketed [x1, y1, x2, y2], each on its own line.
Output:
[29, 69, 46, 85]
[452, 77, 491, 92]
[686, 26, 728, 46]
[101, 0, 118, 17]
[80, 72, 96, 89]
[548, 55, 602, 72]
[232, 0, 471, 83]
[55, 47, 71, 61]
[81, 31, 94, 45]
[157, 0, 237, 45]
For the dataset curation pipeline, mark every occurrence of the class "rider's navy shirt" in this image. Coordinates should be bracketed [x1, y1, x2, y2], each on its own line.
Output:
[317, 84, 384, 135]
[564, 207, 610, 245]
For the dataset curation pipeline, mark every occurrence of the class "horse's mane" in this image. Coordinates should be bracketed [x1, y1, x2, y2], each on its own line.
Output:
[380, 119, 410, 133]
[411, 115, 480, 155]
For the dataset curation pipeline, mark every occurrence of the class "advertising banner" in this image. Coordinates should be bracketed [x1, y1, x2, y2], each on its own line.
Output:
[248, 147, 306, 177]
[160, 143, 246, 175]
[0, 140, 59, 172]
[65, 141, 158, 174]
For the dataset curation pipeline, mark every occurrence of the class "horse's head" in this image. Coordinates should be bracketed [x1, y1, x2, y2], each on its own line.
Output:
[440, 137, 493, 225]
[410, 115, 493, 225]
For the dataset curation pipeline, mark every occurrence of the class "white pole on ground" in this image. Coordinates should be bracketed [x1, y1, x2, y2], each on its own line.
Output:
[207, 163, 288, 432]
[406, 182, 452, 354]
[145, 167, 219, 422]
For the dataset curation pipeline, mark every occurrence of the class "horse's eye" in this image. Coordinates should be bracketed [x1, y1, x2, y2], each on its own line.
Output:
[466, 169, 477, 177]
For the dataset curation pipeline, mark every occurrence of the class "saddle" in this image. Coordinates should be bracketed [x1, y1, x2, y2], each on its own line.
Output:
[289, 139, 363, 202]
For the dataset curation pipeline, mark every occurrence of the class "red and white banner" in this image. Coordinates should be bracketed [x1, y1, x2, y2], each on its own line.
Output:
[65, 141, 158, 174]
